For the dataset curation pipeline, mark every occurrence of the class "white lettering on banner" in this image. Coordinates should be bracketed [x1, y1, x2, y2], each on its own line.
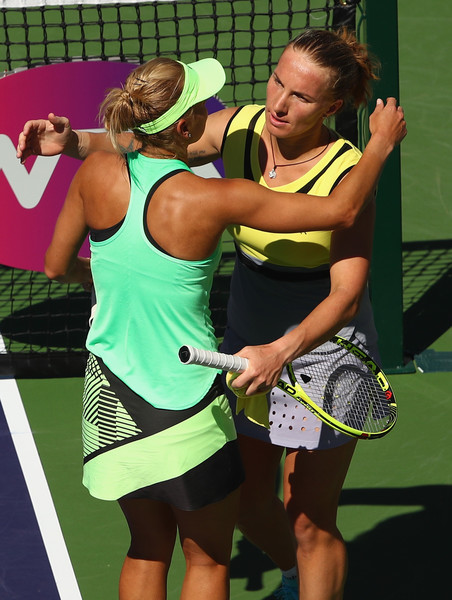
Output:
[0, 129, 105, 210]
[191, 163, 222, 179]
[1, 134, 60, 209]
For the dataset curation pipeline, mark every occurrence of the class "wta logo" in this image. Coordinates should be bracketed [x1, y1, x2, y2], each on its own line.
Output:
[0, 61, 224, 272]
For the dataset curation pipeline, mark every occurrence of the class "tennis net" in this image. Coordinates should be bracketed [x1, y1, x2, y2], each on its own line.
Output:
[0, 0, 362, 377]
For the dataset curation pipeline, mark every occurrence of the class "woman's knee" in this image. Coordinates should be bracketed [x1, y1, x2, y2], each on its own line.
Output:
[176, 490, 239, 566]
[291, 511, 341, 551]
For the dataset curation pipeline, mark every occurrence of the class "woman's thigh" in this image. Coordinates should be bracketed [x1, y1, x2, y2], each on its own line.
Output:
[284, 440, 357, 525]
[174, 488, 240, 565]
[119, 497, 178, 561]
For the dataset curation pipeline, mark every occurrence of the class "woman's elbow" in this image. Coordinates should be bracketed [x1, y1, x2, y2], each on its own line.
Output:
[44, 269, 65, 282]
[328, 211, 355, 231]
[44, 260, 67, 282]
[334, 293, 362, 324]
[337, 207, 362, 230]
[347, 299, 361, 321]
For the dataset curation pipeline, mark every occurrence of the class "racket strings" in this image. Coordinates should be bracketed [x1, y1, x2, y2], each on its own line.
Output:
[324, 367, 391, 433]
[292, 358, 393, 435]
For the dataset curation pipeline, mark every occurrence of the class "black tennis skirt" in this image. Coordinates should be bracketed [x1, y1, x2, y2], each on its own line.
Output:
[81, 353, 244, 511]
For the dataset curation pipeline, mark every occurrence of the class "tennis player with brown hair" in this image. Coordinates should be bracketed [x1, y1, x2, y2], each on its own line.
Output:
[21, 37, 405, 600]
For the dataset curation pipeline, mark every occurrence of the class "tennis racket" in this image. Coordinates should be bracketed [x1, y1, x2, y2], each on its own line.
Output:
[178, 335, 397, 439]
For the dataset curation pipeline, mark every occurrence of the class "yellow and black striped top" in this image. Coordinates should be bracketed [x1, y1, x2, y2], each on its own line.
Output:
[221, 105, 362, 269]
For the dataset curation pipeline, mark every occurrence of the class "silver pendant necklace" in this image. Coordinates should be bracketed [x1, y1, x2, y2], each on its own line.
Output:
[269, 132, 330, 179]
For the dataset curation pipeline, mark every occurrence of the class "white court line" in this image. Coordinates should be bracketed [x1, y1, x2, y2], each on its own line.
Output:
[0, 374, 83, 599]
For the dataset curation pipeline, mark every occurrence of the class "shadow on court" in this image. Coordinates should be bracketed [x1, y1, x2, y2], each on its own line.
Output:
[0, 291, 90, 378]
[402, 239, 452, 361]
[0, 292, 90, 350]
[230, 538, 275, 593]
[229, 484, 451, 599]
[343, 485, 452, 599]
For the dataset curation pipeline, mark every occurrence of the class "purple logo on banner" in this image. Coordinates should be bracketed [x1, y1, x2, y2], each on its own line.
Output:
[0, 61, 225, 272]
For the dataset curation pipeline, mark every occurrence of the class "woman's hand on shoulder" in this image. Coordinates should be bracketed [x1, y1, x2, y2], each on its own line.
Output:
[369, 97, 407, 151]
[187, 106, 239, 167]
[17, 112, 74, 163]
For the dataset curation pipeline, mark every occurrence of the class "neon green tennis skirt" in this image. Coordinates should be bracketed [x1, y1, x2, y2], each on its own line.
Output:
[82, 353, 244, 511]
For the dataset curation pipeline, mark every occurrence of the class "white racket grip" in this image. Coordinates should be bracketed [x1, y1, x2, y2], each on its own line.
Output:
[178, 345, 249, 373]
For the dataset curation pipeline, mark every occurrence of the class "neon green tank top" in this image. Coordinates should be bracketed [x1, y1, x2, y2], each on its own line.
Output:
[222, 105, 362, 268]
[86, 152, 221, 410]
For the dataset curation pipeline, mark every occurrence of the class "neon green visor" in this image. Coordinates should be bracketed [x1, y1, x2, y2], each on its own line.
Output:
[134, 58, 225, 135]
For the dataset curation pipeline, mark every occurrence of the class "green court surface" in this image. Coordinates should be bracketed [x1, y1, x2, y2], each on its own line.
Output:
[9, 1, 452, 598]
[18, 364, 452, 599]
